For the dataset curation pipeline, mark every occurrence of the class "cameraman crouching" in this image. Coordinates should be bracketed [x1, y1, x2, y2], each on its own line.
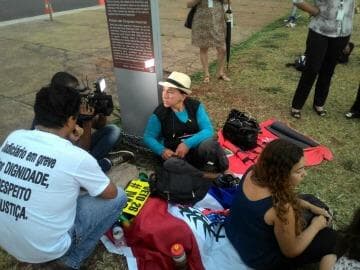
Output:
[33, 72, 133, 172]
[0, 85, 127, 269]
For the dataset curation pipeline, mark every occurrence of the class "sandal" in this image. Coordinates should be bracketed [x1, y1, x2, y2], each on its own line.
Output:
[217, 74, 231, 81]
[345, 111, 360, 119]
[290, 109, 301, 119]
[313, 105, 327, 117]
[203, 75, 210, 83]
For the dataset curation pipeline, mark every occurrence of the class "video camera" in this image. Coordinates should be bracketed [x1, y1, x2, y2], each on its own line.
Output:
[80, 78, 114, 116]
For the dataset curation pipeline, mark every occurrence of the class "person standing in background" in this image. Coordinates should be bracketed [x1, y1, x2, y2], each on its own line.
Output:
[290, 0, 355, 119]
[285, 4, 298, 27]
[345, 83, 360, 119]
[188, 0, 231, 83]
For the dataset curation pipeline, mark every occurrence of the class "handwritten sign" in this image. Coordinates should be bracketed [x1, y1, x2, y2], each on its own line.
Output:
[123, 179, 150, 216]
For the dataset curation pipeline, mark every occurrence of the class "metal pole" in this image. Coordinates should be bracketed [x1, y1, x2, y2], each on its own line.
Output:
[44, 0, 53, 21]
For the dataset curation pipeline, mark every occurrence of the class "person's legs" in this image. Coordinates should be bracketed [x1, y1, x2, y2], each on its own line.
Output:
[346, 84, 360, 118]
[187, 138, 229, 173]
[163, 157, 204, 176]
[90, 124, 121, 172]
[291, 30, 328, 111]
[351, 84, 360, 112]
[313, 35, 350, 109]
[292, 227, 337, 267]
[285, 5, 298, 27]
[216, 45, 230, 81]
[163, 156, 221, 181]
[90, 124, 121, 160]
[97, 158, 112, 173]
[59, 187, 127, 269]
[200, 47, 210, 82]
[290, 5, 297, 18]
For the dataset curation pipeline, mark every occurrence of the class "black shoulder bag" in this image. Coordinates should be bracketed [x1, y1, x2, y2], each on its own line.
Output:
[185, 5, 197, 29]
[148, 166, 211, 205]
[222, 109, 260, 151]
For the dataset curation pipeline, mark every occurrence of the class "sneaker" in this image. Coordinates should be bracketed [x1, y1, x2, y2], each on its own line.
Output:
[101, 158, 113, 172]
[108, 150, 135, 166]
[285, 16, 296, 27]
[287, 22, 296, 28]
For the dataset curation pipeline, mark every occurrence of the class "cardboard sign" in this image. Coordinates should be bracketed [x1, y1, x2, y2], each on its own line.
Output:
[123, 179, 150, 216]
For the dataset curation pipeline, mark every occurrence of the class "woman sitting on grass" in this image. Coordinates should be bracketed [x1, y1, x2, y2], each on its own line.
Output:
[225, 139, 337, 270]
[143, 71, 229, 178]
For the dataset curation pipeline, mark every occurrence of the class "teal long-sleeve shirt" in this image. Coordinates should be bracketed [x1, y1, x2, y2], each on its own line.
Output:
[143, 103, 214, 156]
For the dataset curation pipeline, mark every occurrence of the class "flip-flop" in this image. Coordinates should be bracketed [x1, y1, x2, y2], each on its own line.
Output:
[313, 105, 327, 117]
[290, 109, 301, 119]
[218, 74, 231, 81]
[345, 111, 360, 119]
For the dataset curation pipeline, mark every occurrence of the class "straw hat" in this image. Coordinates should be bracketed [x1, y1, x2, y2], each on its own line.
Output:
[159, 71, 192, 95]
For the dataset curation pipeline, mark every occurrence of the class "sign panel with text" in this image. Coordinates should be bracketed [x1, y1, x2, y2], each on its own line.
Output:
[106, 0, 155, 73]
[105, 0, 162, 138]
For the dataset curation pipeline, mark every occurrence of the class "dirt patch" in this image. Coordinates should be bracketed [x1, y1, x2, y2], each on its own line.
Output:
[159, 0, 291, 76]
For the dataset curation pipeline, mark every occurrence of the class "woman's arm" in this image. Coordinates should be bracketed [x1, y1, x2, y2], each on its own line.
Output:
[298, 199, 332, 219]
[293, 0, 320, 16]
[272, 204, 328, 258]
[143, 114, 166, 156]
[183, 103, 214, 149]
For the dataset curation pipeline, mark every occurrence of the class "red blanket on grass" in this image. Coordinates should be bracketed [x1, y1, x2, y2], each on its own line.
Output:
[218, 119, 333, 174]
[123, 197, 205, 270]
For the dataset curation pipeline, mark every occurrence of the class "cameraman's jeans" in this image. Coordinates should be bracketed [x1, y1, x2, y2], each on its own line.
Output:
[90, 124, 121, 172]
[59, 187, 127, 269]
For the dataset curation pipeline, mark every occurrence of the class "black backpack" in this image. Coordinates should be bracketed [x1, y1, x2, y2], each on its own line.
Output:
[222, 109, 260, 151]
[148, 166, 211, 205]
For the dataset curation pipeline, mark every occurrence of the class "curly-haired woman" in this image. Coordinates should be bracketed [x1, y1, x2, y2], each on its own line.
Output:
[225, 139, 337, 270]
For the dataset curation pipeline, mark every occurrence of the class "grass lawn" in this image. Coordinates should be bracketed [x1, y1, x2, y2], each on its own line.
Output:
[191, 12, 360, 229]
[1, 9, 359, 270]
[190, 11, 359, 270]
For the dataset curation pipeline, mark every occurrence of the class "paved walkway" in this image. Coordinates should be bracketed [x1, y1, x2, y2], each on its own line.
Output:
[0, 0, 290, 185]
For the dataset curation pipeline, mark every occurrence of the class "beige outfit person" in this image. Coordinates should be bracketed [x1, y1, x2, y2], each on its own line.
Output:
[188, 0, 230, 83]
[192, 0, 225, 48]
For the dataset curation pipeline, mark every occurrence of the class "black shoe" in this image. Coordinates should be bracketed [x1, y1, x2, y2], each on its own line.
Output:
[313, 105, 327, 117]
[213, 174, 240, 188]
[345, 111, 360, 119]
[290, 109, 301, 119]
